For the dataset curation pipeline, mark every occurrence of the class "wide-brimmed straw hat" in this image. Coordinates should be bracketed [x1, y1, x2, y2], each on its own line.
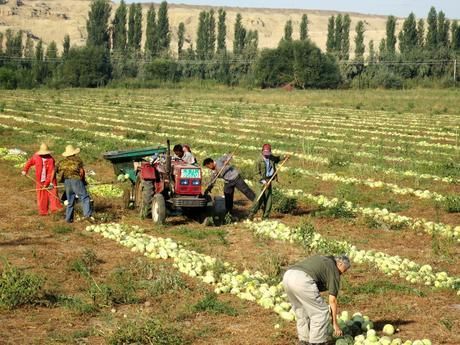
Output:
[62, 145, 80, 157]
[36, 143, 52, 155]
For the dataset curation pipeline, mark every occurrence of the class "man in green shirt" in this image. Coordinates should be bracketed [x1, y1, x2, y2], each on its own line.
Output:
[282, 255, 351, 345]
[249, 143, 282, 220]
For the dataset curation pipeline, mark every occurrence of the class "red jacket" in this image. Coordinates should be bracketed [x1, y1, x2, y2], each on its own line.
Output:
[23, 154, 58, 187]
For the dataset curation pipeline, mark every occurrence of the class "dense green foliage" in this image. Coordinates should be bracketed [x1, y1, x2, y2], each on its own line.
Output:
[255, 40, 341, 88]
[0, 2, 458, 89]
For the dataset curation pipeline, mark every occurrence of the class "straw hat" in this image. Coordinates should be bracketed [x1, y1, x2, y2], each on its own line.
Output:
[62, 145, 80, 157]
[36, 143, 52, 155]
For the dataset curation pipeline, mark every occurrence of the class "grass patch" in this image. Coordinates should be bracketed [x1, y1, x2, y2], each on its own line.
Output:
[369, 199, 409, 213]
[328, 153, 351, 168]
[192, 293, 238, 316]
[108, 318, 186, 345]
[442, 195, 460, 213]
[272, 189, 297, 214]
[254, 251, 288, 284]
[345, 280, 425, 297]
[52, 224, 73, 234]
[146, 265, 188, 296]
[125, 131, 148, 141]
[69, 248, 100, 276]
[106, 267, 141, 304]
[314, 201, 355, 219]
[0, 260, 44, 309]
[56, 295, 98, 314]
[171, 226, 228, 245]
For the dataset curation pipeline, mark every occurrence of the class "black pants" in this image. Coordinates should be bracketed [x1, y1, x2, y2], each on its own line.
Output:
[224, 176, 255, 212]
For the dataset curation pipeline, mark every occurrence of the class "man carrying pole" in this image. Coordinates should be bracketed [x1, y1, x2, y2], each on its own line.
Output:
[202, 150, 255, 217]
[249, 143, 288, 220]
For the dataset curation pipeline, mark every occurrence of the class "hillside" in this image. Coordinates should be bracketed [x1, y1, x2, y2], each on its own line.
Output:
[0, 0, 403, 54]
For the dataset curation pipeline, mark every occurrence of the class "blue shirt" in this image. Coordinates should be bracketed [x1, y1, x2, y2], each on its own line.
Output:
[264, 157, 274, 177]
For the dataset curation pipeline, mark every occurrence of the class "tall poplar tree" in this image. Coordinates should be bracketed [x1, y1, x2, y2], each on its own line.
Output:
[233, 13, 245, 55]
[368, 40, 375, 63]
[437, 11, 450, 48]
[426, 6, 438, 49]
[452, 21, 460, 51]
[132, 3, 143, 50]
[157, 1, 171, 53]
[196, 11, 208, 59]
[63, 34, 70, 58]
[398, 12, 417, 54]
[208, 9, 216, 58]
[326, 16, 335, 53]
[145, 4, 158, 56]
[284, 20, 293, 41]
[385, 15, 397, 55]
[416, 19, 425, 48]
[112, 0, 127, 51]
[354, 20, 365, 60]
[86, 0, 111, 48]
[341, 14, 351, 60]
[300, 14, 308, 41]
[127, 3, 135, 49]
[177, 22, 185, 58]
[217, 8, 226, 51]
[334, 14, 343, 53]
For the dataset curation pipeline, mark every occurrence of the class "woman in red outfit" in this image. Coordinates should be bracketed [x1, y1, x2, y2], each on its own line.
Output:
[22, 143, 62, 215]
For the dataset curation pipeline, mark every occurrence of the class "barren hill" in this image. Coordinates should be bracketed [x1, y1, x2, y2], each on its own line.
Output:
[0, 0, 403, 55]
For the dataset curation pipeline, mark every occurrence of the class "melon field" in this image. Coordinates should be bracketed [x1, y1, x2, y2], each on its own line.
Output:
[0, 87, 459, 345]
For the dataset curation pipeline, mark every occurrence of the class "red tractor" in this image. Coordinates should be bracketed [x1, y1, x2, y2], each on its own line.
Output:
[104, 141, 225, 224]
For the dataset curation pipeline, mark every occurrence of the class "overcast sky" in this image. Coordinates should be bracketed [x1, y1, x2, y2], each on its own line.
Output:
[131, 1, 460, 18]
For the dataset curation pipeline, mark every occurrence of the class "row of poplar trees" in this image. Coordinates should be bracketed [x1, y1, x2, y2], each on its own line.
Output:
[321, 7, 460, 87]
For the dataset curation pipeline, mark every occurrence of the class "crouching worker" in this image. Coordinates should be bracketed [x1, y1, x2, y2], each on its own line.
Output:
[203, 156, 255, 216]
[282, 255, 351, 345]
[55, 145, 93, 223]
[22, 143, 62, 215]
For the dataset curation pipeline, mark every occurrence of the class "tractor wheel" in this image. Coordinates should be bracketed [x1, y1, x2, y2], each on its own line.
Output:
[212, 196, 227, 225]
[152, 194, 166, 225]
[139, 179, 154, 219]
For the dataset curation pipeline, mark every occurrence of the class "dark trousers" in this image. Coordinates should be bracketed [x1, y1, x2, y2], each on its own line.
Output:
[224, 176, 255, 212]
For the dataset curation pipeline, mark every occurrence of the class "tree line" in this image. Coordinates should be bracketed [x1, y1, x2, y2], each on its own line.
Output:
[0, 1, 459, 89]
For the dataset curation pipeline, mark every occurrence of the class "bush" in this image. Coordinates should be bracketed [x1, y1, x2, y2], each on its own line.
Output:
[108, 319, 186, 345]
[143, 59, 180, 82]
[272, 189, 297, 214]
[59, 46, 112, 87]
[255, 39, 341, 89]
[192, 293, 238, 316]
[0, 67, 18, 89]
[0, 261, 44, 309]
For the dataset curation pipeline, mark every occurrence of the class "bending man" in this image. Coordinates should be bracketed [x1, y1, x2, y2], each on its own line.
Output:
[282, 255, 350, 345]
[203, 155, 255, 216]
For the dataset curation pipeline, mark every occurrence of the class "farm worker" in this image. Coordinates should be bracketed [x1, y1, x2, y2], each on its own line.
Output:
[249, 143, 282, 220]
[172, 144, 185, 162]
[21, 143, 62, 215]
[203, 156, 255, 215]
[55, 145, 92, 223]
[182, 144, 197, 165]
[282, 255, 351, 345]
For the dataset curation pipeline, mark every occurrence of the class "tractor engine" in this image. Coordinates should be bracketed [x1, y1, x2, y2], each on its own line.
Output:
[173, 164, 202, 196]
